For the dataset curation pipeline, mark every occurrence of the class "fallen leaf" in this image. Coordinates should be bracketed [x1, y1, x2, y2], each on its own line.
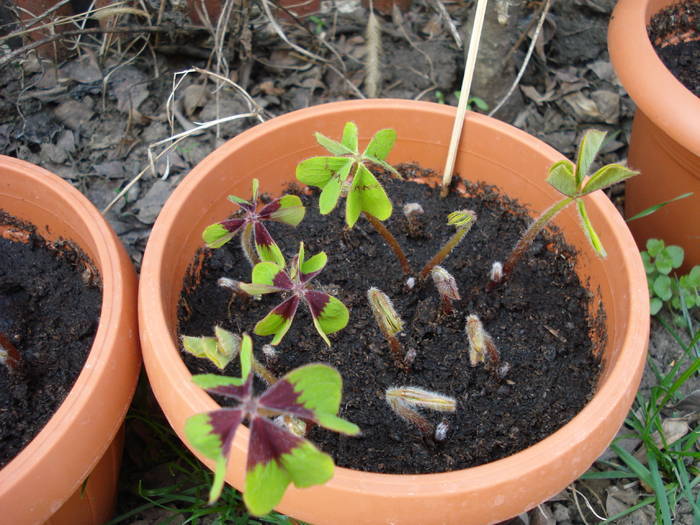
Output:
[421, 14, 443, 38]
[256, 80, 285, 96]
[54, 100, 95, 130]
[652, 418, 690, 449]
[591, 90, 620, 124]
[60, 52, 102, 83]
[182, 84, 210, 118]
[563, 92, 602, 121]
[588, 60, 615, 82]
[520, 85, 556, 105]
[672, 389, 700, 414]
[109, 65, 149, 114]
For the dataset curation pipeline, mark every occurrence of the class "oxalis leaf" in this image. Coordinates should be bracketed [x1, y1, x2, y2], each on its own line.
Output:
[185, 335, 359, 516]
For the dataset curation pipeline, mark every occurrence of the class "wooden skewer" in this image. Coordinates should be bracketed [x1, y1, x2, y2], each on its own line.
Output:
[440, 0, 490, 198]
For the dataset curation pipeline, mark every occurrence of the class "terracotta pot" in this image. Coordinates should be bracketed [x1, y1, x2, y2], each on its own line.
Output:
[0, 156, 140, 525]
[139, 100, 649, 524]
[609, 0, 700, 274]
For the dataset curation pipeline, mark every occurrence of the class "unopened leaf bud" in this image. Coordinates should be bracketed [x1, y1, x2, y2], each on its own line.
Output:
[368, 287, 404, 337]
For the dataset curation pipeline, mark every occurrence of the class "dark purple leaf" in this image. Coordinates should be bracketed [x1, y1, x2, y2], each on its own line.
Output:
[271, 295, 300, 320]
[208, 408, 245, 457]
[272, 271, 295, 291]
[206, 374, 254, 401]
[220, 218, 246, 234]
[257, 198, 282, 219]
[254, 222, 276, 248]
[258, 378, 315, 419]
[303, 290, 331, 319]
[247, 417, 304, 470]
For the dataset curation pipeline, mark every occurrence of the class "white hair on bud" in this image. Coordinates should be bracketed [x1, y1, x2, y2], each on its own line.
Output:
[217, 277, 239, 290]
[489, 261, 503, 283]
[405, 277, 416, 290]
[435, 420, 449, 442]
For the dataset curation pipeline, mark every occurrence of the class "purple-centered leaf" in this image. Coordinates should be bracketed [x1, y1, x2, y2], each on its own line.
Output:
[304, 290, 332, 319]
[254, 222, 275, 248]
[247, 416, 304, 471]
[207, 408, 245, 457]
[258, 378, 315, 420]
[205, 373, 254, 401]
[220, 218, 246, 233]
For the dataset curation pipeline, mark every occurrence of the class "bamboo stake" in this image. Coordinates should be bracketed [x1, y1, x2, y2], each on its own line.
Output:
[440, 0, 489, 197]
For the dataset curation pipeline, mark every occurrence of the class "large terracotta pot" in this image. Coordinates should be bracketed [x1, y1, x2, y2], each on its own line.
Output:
[609, 0, 700, 273]
[139, 100, 649, 524]
[0, 156, 140, 525]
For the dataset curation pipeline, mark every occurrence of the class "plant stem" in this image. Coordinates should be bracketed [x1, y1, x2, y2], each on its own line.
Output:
[388, 336, 407, 370]
[364, 212, 411, 275]
[491, 196, 574, 289]
[419, 226, 471, 280]
[240, 223, 259, 266]
[252, 358, 277, 386]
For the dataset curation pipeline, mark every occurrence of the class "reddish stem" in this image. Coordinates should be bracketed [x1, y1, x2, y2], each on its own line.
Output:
[0, 332, 21, 372]
[364, 212, 412, 275]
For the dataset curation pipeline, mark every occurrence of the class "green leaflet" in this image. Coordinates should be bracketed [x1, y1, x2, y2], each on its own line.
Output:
[576, 200, 606, 257]
[181, 327, 240, 369]
[244, 458, 292, 516]
[251, 261, 284, 287]
[279, 440, 334, 488]
[184, 413, 222, 460]
[301, 251, 327, 275]
[546, 160, 577, 197]
[255, 312, 293, 345]
[202, 223, 233, 249]
[363, 128, 396, 161]
[315, 132, 354, 156]
[271, 195, 306, 226]
[341, 121, 359, 151]
[311, 295, 350, 343]
[346, 163, 392, 227]
[581, 163, 638, 195]
[575, 129, 607, 185]
[296, 157, 352, 188]
[315, 413, 361, 435]
[256, 242, 286, 268]
[319, 174, 343, 215]
[191, 373, 245, 389]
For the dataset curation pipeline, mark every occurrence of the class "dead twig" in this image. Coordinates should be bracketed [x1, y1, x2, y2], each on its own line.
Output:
[488, 0, 553, 118]
[430, 0, 462, 48]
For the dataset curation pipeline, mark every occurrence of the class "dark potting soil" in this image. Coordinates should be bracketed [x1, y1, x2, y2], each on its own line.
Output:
[648, 0, 700, 97]
[0, 211, 101, 468]
[177, 166, 602, 474]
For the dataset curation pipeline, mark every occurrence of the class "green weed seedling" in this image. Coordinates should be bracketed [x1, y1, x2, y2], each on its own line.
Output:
[239, 242, 349, 346]
[488, 130, 639, 290]
[202, 178, 306, 267]
[185, 334, 360, 516]
[642, 239, 700, 323]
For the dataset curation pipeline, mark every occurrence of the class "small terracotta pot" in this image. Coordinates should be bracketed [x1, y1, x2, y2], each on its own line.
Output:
[0, 156, 140, 525]
[609, 0, 700, 273]
[139, 100, 649, 524]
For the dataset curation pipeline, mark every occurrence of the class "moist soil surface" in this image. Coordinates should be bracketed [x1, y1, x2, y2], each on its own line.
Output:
[648, 0, 700, 97]
[0, 212, 102, 468]
[178, 165, 601, 475]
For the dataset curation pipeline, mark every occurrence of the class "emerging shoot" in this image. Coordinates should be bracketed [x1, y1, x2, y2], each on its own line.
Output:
[202, 178, 306, 267]
[385, 386, 456, 437]
[239, 242, 349, 346]
[419, 210, 476, 279]
[0, 332, 20, 372]
[465, 314, 502, 372]
[403, 202, 424, 236]
[490, 130, 638, 289]
[430, 266, 460, 316]
[367, 287, 405, 368]
[185, 334, 360, 516]
[488, 261, 503, 285]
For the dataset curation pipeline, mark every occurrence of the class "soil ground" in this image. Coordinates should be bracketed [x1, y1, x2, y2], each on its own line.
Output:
[0, 0, 697, 523]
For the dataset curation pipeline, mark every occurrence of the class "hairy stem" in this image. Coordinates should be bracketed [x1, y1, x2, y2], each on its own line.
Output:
[491, 196, 574, 289]
[252, 358, 277, 386]
[388, 336, 407, 370]
[364, 212, 411, 275]
[240, 223, 259, 266]
[419, 226, 470, 280]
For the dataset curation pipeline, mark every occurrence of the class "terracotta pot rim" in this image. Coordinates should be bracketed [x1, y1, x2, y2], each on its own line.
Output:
[140, 99, 649, 497]
[0, 156, 139, 515]
[608, 0, 700, 155]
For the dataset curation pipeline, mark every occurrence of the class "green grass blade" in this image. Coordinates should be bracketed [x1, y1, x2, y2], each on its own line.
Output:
[647, 450, 673, 525]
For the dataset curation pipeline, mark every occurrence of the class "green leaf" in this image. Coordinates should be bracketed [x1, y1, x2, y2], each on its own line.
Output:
[650, 297, 663, 315]
[185, 413, 223, 460]
[255, 313, 293, 345]
[269, 195, 306, 226]
[345, 163, 392, 227]
[301, 251, 327, 275]
[666, 245, 684, 269]
[341, 122, 358, 152]
[469, 96, 489, 111]
[227, 194, 250, 205]
[202, 223, 234, 249]
[363, 128, 396, 161]
[647, 239, 665, 257]
[182, 335, 216, 359]
[296, 157, 352, 188]
[244, 457, 292, 516]
[576, 200, 606, 257]
[239, 333, 253, 379]
[653, 274, 672, 301]
[279, 440, 334, 488]
[315, 413, 361, 435]
[251, 261, 285, 286]
[191, 374, 246, 389]
[626, 192, 693, 222]
[581, 164, 638, 195]
[314, 132, 354, 156]
[256, 241, 286, 268]
[575, 129, 607, 185]
[546, 160, 577, 197]
[688, 266, 700, 287]
[655, 251, 674, 275]
[208, 455, 228, 505]
[309, 294, 349, 344]
[641, 252, 655, 275]
[319, 172, 343, 215]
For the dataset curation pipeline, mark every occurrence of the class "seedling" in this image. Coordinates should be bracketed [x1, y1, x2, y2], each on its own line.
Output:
[465, 314, 502, 371]
[385, 386, 456, 437]
[0, 332, 20, 372]
[403, 202, 424, 236]
[641, 238, 699, 323]
[419, 209, 476, 279]
[239, 242, 349, 346]
[430, 266, 460, 316]
[367, 287, 405, 368]
[202, 178, 306, 267]
[296, 122, 411, 274]
[488, 130, 638, 289]
[185, 334, 360, 515]
[182, 326, 277, 385]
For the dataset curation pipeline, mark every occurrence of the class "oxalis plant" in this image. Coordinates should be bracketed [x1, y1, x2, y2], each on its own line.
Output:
[185, 334, 360, 515]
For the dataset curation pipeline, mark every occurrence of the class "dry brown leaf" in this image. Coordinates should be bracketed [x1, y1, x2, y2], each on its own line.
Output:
[182, 85, 210, 118]
[672, 389, 700, 414]
[591, 90, 620, 124]
[652, 418, 690, 449]
[60, 52, 102, 84]
[563, 92, 602, 121]
[520, 85, 556, 105]
[421, 14, 443, 39]
[257, 81, 285, 96]
[54, 100, 95, 131]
